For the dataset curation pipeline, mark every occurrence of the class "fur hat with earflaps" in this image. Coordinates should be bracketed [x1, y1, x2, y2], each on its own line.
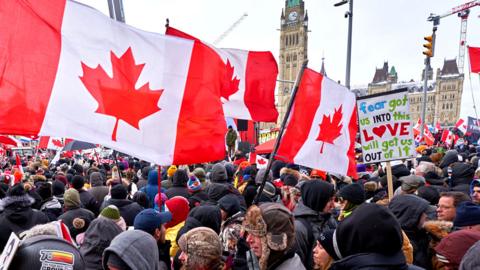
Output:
[243, 202, 295, 270]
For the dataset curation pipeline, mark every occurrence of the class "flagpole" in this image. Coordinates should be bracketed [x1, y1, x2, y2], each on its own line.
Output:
[253, 60, 309, 204]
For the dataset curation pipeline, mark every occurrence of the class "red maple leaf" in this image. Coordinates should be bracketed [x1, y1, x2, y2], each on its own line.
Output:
[258, 158, 266, 165]
[80, 47, 163, 141]
[316, 105, 343, 153]
[222, 59, 240, 101]
[51, 139, 63, 148]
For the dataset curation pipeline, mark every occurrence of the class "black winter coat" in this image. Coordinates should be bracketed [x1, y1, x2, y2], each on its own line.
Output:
[78, 189, 99, 215]
[58, 207, 95, 238]
[0, 195, 49, 253]
[294, 201, 337, 270]
[329, 251, 426, 270]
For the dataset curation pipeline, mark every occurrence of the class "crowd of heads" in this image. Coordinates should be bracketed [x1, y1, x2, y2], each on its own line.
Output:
[0, 142, 480, 270]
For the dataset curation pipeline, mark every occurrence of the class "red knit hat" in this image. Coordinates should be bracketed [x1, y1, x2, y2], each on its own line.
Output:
[165, 196, 190, 229]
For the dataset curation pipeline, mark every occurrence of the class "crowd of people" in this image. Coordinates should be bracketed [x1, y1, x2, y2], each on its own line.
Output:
[1, 141, 480, 270]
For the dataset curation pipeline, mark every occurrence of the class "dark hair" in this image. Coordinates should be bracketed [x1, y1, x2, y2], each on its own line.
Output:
[440, 191, 471, 207]
[132, 191, 148, 209]
[472, 179, 480, 188]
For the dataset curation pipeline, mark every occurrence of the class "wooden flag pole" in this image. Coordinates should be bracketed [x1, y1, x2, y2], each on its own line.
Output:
[253, 60, 309, 204]
[386, 161, 394, 200]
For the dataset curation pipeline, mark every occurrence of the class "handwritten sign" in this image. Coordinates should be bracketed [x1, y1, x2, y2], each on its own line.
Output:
[0, 233, 20, 270]
[357, 89, 415, 163]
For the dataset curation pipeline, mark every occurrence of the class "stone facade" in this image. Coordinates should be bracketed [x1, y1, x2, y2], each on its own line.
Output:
[275, 0, 309, 126]
[366, 60, 464, 126]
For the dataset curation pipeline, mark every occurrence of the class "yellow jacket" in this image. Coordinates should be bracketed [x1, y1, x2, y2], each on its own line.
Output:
[165, 221, 185, 257]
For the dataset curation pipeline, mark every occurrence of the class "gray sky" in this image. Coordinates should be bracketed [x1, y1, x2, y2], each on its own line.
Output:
[77, 0, 480, 119]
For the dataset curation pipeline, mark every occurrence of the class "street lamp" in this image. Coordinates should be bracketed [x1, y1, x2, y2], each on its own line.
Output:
[334, 0, 353, 89]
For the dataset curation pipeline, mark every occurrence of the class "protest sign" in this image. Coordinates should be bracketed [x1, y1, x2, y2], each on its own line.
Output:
[357, 89, 415, 163]
[0, 233, 20, 270]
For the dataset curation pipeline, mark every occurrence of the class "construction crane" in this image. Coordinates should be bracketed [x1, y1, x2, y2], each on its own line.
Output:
[213, 13, 248, 46]
[428, 0, 480, 74]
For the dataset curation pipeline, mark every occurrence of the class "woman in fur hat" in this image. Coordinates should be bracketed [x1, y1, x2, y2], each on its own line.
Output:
[242, 202, 305, 270]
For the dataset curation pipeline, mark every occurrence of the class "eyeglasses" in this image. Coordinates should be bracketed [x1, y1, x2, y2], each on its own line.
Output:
[436, 204, 454, 210]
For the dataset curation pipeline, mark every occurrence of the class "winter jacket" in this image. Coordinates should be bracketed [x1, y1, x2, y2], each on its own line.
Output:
[165, 221, 185, 257]
[450, 162, 475, 187]
[103, 230, 161, 270]
[101, 198, 143, 226]
[140, 170, 165, 208]
[165, 170, 190, 199]
[389, 195, 431, 269]
[329, 251, 425, 270]
[272, 253, 305, 270]
[40, 197, 63, 221]
[58, 206, 95, 239]
[460, 239, 480, 270]
[293, 201, 337, 269]
[78, 188, 99, 215]
[80, 218, 123, 270]
[439, 150, 459, 169]
[88, 186, 109, 206]
[0, 194, 49, 253]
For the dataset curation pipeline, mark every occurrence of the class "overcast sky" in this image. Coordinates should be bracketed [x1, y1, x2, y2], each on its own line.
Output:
[77, 0, 480, 119]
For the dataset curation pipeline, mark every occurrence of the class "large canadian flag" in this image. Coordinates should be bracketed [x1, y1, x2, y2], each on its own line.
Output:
[166, 27, 279, 122]
[468, 46, 480, 73]
[0, 0, 227, 165]
[276, 68, 358, 177]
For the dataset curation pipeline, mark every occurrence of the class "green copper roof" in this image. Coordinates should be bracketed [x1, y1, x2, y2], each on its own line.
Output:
[389, 66, 397, 75]
[287, 0, 300, 8]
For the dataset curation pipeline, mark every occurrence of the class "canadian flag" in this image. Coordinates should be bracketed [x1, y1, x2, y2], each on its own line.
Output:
[441, 129, 458, 147]
[435, 122, 442, 133]
[455, 118, 468, 135]
[468, 46, 480, 73]
[38, 136, 73, 151]
[414, 125, 435, 146]
[249, 152, 268, 169]
[166, 27, 279, 122]
[413, 118, 422, 136]
[0, 0, 228, 165]
[276, 68, 357, 178]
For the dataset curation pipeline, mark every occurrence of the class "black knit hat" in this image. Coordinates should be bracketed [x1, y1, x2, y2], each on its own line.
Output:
[71, 175, 85, 190]
[334, 203, 403, 258]
[301, 180, 335, 212]
[110, 184, 128, 200]
[338, 183, 365, 205]
[318, 230, 339, 260]
[454, 201, 480, 227]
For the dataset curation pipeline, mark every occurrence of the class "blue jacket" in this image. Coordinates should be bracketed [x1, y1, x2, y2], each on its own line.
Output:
[139, 169, 165, 208]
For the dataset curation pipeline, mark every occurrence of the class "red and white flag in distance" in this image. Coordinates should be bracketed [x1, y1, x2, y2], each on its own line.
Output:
[276, 68, 358, 178]
[38, 136, 73, 151]
[166, 27, 279, 122]
[441, 129, 457, 147]
[455, 118, 468, 134]
[0, 0, 228, 165]
[249, 152, 268, 169]
[435, 122, 442, 133]
[413, 118, 422, 136]
[468, 46, 480, 73]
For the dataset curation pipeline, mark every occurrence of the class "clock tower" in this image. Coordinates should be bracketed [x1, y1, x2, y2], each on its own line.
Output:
[277, 0, 308, 126]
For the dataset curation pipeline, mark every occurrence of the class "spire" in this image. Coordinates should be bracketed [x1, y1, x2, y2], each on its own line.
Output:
[320, 56, 327, 77]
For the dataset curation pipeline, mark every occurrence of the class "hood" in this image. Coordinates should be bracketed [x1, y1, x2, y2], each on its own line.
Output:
[172, 169, 189, 187]
[293, 200, 319, 217]
[147, 169, 159, 186]
[218, 194, 240, 218]
[103, 230, 159, 270]
[210, 163, 227, 183]
[271, 160, 286, 179]
[207, 183, 230, 202]
[300, 180, 334, 212]
[108, 198, 134, 208]
[40, 197, 61, 211]
[89, 172, 104, 187]
[435, 229, 480, 268]
[439, 150, 459, 168]
[185, 205, 222, 234]
[451, 162, 475, 186]
[334, 204, 403, 258]
[389, 194, 429, 231]
[0, 193, 35, 212]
